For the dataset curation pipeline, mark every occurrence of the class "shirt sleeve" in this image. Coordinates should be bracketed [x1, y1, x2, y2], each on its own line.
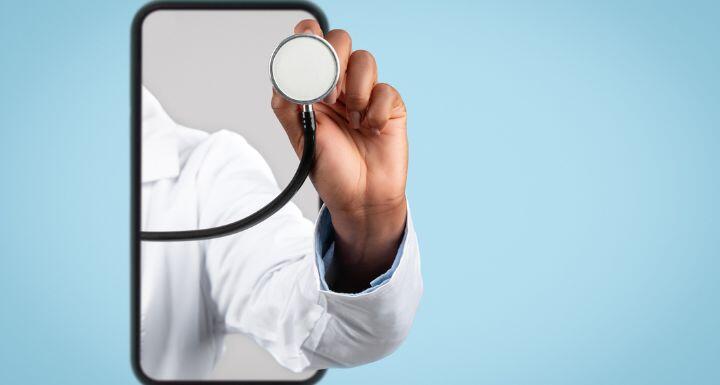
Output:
[299, 202, 423, 370]
[314, 205, 405, 294]
[197, 130, 423, 372]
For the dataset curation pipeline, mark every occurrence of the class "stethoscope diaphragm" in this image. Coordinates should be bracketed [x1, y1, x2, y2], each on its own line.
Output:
[270, 33, 339, 105]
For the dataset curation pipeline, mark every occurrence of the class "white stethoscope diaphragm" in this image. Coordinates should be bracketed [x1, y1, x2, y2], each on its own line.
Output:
[270, 34, 340, 104]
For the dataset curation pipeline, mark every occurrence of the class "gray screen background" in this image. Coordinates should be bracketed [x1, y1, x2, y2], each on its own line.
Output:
[142, 9, 319, 381]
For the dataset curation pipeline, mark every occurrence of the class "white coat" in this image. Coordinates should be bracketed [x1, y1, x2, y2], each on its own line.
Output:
[140, 87, 423, 380]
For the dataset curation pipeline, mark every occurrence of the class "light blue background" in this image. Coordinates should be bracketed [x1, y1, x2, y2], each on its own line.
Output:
[1, 0, 718, 384]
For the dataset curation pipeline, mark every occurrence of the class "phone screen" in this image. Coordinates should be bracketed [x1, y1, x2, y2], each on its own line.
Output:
[133, 4, 325, 383]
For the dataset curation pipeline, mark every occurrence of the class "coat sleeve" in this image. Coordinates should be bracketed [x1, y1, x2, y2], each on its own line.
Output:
[195, 130, 423, 372]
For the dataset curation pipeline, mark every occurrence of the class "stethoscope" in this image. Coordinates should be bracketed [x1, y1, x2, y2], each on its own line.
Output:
[141, 34, 339, 242]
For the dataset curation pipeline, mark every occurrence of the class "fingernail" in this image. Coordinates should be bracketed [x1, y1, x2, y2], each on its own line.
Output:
[303, 28, 314, 35]
[349, 112, 361, 129]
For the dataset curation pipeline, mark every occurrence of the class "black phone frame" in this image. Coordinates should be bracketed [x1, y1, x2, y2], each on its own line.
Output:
[131, 1, 328, 384]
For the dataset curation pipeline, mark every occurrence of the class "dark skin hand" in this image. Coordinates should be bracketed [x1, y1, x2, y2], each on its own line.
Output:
[272, 20, 408, 293]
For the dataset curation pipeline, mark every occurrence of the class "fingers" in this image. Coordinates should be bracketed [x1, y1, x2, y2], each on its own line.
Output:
[293, 19, 323, 36]
[364, 83, 403, 135]
[344, 50, 377, 129]
[271, 89, 303, 156]
[290, 21, 400, 138]
[323, 29, 352, 104]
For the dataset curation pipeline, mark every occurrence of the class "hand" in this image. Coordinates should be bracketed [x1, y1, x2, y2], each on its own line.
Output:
[272, 20, 408, 292]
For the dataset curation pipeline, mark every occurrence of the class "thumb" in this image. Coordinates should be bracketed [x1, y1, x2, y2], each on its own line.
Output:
[271, 88, 304, 157]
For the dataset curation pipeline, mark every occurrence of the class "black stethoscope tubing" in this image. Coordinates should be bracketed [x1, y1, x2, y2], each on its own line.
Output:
[140, 108, 316, 242]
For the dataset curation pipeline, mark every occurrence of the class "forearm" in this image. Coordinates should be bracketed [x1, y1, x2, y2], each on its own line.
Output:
[327, 197, 408, 293]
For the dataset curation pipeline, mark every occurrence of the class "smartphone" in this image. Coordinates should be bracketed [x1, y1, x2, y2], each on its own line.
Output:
[131, 2, 326, 383]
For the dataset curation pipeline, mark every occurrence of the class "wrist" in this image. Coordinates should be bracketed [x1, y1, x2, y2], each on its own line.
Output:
[326, 197, 407, 292]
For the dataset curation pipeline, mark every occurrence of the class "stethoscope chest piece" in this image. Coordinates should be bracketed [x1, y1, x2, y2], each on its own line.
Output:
[270, 33, 340, 104]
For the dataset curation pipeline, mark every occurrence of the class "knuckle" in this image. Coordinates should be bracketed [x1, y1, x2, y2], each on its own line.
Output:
[374, 82, 395, 94]
[375, 82, 404, 106]
[344, 93, 368, 107]
[328, 29, 351, 44]
[297, 19, 317, 27]
[366, 112, 387, 128]
[295, 19, 319, 32]
[350, 49, 376, 65]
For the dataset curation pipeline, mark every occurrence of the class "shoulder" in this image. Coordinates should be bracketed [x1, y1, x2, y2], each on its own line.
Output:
[181, 128, 275, 182]
[141, 86, 273, 183]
